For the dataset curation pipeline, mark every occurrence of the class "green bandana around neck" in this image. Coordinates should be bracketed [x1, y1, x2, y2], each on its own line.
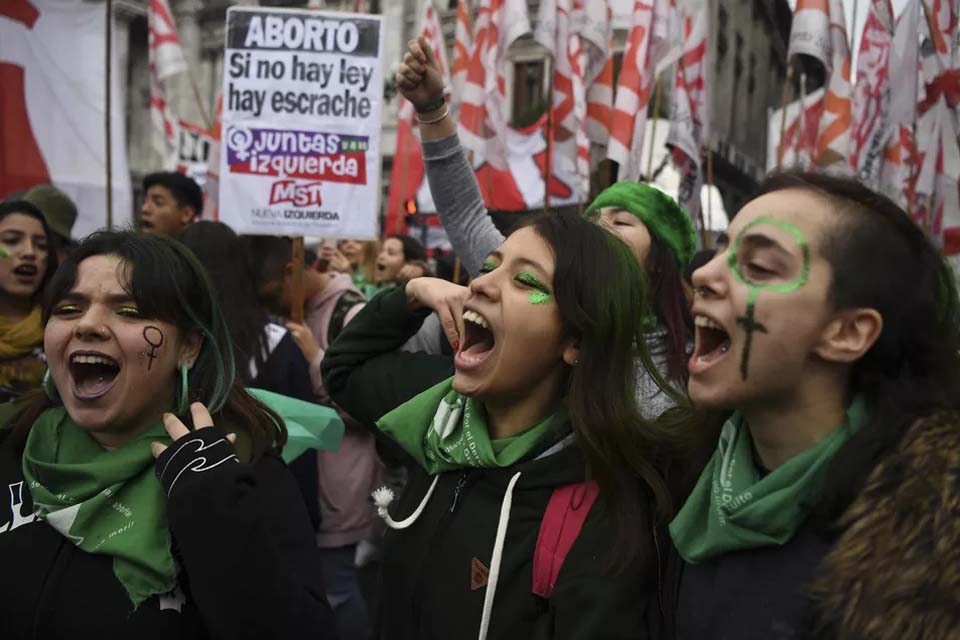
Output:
[669, 396, 868, 563]
[21, 408, 175, 608]
[376, 378, 566, 474]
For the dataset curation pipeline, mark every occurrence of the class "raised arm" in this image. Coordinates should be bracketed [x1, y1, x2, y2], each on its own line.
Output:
[397, 37, 505, 276]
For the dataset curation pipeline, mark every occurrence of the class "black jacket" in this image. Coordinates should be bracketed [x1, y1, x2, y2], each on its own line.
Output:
[674, 411, 960, 640]
[251, 327, 323, 531]
[322, 286, 660, 640]
[0, 420, 336, 639]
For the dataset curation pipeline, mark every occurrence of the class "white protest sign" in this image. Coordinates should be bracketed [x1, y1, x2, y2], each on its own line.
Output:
[177, 120, 214, 186]
[219, 7, 383, 238]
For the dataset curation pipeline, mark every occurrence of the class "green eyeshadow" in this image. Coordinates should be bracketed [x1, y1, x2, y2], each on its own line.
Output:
[515, 271, 551, 305]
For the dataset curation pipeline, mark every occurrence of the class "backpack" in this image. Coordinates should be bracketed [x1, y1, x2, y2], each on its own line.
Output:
[531, 481, 599, 599]
[326, 290, 366, 345]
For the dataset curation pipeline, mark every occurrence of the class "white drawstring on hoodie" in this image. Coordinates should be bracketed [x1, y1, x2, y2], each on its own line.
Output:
[370, 435, 574, 640]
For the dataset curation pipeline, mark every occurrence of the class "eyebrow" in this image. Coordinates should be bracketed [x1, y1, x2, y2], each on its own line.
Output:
[59, 291, 136, 305]
[489, 251, 549, 277]
[738, 232, 793, 257]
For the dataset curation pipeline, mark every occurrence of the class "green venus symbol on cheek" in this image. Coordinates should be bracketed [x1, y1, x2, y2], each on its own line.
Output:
[728, 215, 810, 380]
[0, 246, 9, 258]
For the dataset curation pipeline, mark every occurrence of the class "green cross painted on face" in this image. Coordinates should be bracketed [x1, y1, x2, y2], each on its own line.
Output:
[727, 215, 811, 380]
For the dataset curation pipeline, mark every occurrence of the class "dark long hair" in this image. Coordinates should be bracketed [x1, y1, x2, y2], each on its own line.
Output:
[179, 221, 271, 384]
[755, 172, 960, 527]
[10, 231, 286, 461]
[644, 234, 693, 383]
[387, 234, 428, 263]
[0, 200, 59, 304]
[522, 211, 695, 570]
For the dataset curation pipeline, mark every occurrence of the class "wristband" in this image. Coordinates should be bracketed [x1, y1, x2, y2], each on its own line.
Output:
[416, 107, 448, 125]
[415, 97, 446, 114]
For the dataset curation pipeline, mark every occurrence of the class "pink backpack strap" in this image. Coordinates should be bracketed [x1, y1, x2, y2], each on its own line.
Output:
[532, 481, 600, 599]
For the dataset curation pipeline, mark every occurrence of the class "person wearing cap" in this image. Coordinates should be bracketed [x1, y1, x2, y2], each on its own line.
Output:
[23, 184, 77, 263]
[141, 172, 203, 236]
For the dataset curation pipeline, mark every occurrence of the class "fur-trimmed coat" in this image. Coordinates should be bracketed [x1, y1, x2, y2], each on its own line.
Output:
[809, 412, 960, 639]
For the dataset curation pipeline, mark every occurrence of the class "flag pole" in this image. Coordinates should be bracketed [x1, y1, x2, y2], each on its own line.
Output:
[105, 0, 114, 229]
[776, 56, 795, 171]
[705, 145, 714, 248]
[543, 57, 555, 213]
[646, 74, 664, 180]
[291, 237, 306, 324]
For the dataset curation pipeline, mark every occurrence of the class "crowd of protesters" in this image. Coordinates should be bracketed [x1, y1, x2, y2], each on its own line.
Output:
[0, 36, 958, 640]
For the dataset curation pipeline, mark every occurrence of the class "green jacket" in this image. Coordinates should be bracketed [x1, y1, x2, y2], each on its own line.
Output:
[322, 286, 662, 640]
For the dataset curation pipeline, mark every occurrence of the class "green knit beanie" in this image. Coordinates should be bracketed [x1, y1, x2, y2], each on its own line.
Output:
[584, 182, 697, 270]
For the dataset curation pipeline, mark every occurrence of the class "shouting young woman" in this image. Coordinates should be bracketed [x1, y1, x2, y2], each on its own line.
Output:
[0, 231, 336, 639]
[323, 211, 696, 639]
[395, 37, 696, 416]
[669, 173, 960, 639]
[0, 200, 57, 403]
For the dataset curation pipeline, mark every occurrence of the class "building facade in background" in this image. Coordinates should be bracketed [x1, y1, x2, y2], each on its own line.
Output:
[114, 0, 793, 225]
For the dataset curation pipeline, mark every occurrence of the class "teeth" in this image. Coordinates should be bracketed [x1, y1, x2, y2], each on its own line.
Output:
[694, 315, 724, 331]
[462, 310, 489, 330]
[71, 354, 118, 367]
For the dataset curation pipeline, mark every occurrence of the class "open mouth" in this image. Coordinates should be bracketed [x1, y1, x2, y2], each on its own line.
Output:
[69, 352, 121, 400]
[456, 309, 496, 369]
[13, 264, 38, 277]
[692, 315, 731, 368]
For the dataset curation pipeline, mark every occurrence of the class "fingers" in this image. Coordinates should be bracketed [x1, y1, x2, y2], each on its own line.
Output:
[286, 322, 307, 344]
[402, 51, 426, 75]
[437, 305, 462, 351]
[151, 442, 167, 458]
[418, 35, 434, 66]
[408, 37, 427, 64]
[162, 411, 191, 441]
[190, 402, 215, 430]
[227, 433, 237, 445]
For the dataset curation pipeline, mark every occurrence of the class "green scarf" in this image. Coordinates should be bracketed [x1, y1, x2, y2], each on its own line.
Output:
[669, 396, 867, 563]
[22, 408, 175, 608]
[377, 377, 565, 474]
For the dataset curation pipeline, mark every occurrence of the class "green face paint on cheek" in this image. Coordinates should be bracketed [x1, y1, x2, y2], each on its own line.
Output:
[0, 246, 9, 258]
[515, 271, 552, 305]
[727, 215, 811, 380]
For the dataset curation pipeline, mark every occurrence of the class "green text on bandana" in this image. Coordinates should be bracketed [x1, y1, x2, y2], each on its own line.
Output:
[669, 396, 867, 563]
[377, 378, 565, 474]
[22, 409, 175, 607]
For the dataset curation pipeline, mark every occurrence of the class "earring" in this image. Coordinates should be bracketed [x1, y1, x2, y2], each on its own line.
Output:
[175, 363, 189, 415]
[42, 369, 61, 404]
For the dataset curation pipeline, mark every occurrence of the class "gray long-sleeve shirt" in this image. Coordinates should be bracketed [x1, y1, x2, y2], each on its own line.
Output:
[410, 132, 683, 419]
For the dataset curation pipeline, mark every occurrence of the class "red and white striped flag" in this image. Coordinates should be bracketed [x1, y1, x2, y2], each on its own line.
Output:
[667, 6, 709, 217]
[458, 0, 531, 169]
[148, 0, 187, 168]
[815, 0, 853, 169]
[913, 96, 960, 249]
[606, 0, 655, 178]
[450, 0, 474, 120]
[787, 0, 852, 169]
[385, 0, 451, 237]
[535, 0, 590, 200]
[576, 0, 614, 159]
[851, 0, 894, 185]
[879, 0, 921, 206]
[767, 87, 826, 172]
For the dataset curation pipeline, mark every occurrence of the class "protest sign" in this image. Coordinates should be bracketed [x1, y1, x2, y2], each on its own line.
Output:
[218, 7, 383, 238]
[177, 120, 214, 186]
